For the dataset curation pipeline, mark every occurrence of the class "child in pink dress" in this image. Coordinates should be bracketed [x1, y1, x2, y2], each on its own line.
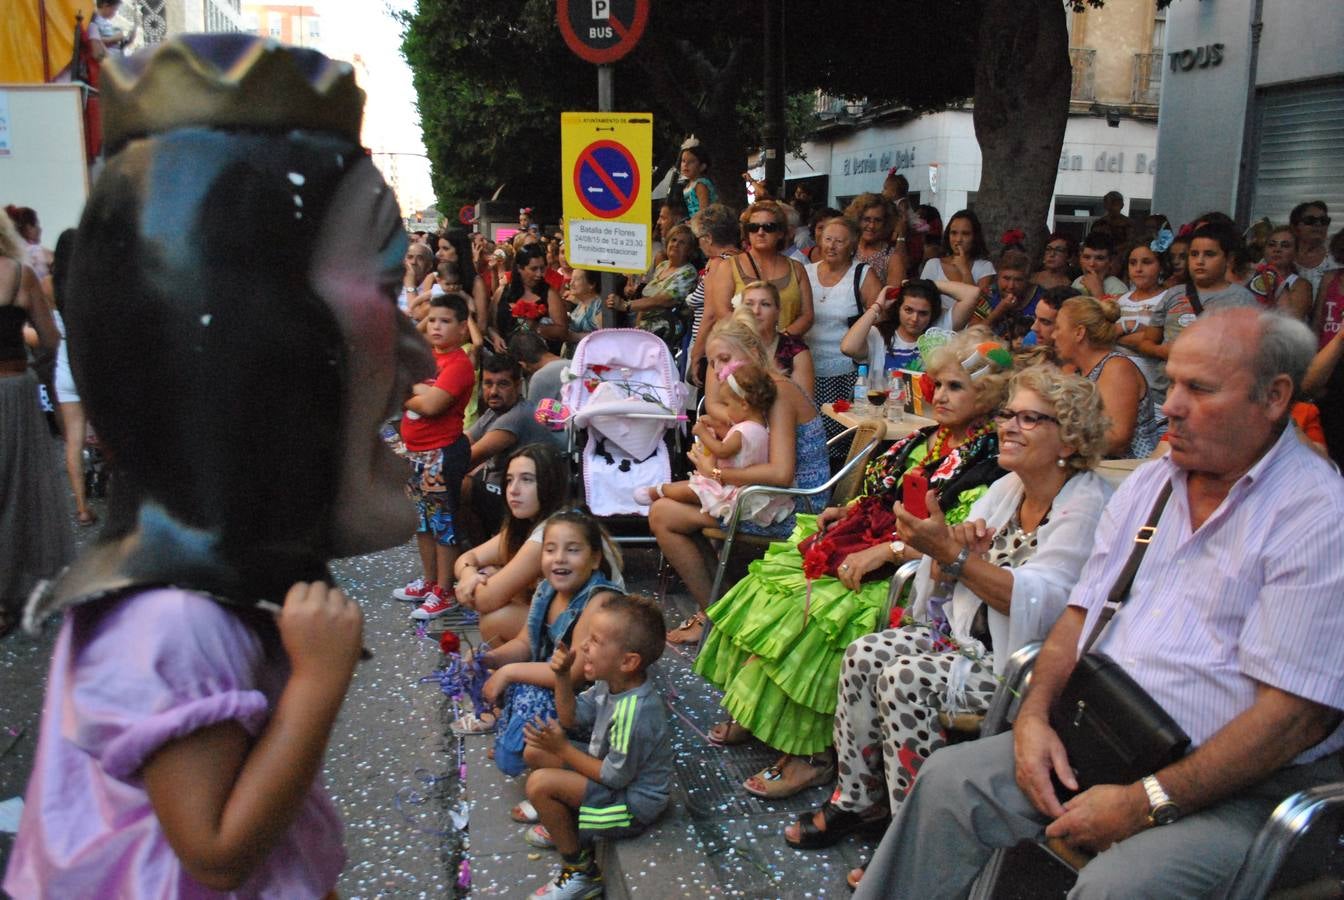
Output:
[634, 362, 791, 525]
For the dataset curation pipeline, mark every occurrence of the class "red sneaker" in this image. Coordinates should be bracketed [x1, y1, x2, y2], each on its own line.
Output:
[393, 577, 436, 602]
[411, 586, 459, 620]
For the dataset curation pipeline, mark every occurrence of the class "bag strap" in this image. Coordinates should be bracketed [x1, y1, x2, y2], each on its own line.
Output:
[852, 262, 868, 316]
[1078, 479, 1173, 654]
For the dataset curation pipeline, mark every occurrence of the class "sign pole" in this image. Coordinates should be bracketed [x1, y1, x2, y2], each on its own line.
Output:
[598, 65, 617, 327]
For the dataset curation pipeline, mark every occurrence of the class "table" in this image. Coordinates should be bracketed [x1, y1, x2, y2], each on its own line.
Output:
[822, 402, 937, 439]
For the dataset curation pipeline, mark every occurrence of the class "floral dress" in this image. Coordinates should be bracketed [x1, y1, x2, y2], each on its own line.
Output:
[637, 260, 697, 348]
[693, 424, 1004, 755]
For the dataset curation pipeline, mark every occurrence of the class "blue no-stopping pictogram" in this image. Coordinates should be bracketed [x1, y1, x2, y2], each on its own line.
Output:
[573, 140, 640, 219]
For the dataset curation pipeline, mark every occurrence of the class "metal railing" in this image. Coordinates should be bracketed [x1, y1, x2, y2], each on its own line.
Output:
[1131, 51, 1162, 106]
[1069, 48, 1096, 103]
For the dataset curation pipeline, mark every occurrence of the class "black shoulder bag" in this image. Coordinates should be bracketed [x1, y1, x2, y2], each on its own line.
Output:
[845, 262, 869, 326]
[1048, 480, 1192, 797]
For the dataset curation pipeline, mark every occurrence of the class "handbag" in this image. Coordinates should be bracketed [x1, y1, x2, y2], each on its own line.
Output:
[1048, 480, 1191, 796]
[845, 262, 869, 327]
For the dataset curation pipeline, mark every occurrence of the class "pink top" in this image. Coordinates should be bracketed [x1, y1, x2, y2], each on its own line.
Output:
[3, 588, 346, 899]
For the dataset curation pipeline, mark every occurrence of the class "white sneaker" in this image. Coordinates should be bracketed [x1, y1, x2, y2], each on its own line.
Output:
[531, 863, 603, 899]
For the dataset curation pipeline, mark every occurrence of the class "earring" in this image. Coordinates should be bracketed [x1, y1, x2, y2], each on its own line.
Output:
[1057, 457, 1067, 468]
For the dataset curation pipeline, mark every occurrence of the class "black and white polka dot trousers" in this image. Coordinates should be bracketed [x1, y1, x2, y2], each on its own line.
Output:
[831, 624, 999, 815]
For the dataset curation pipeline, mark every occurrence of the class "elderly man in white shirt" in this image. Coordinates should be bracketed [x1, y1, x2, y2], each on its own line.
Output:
[857, 306, 1344, 899]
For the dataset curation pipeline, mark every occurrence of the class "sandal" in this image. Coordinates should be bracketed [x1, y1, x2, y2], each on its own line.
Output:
[784, 801, 888, 850]
[511, 800, 539, 824]
[743, 754, 836, 800]
[707, 720, 751, 747]
[449, 710, 498, 736]
[666, 611, 706, 645]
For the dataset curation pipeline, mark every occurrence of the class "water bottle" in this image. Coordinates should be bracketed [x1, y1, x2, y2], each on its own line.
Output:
[853, 365, 869, 416]
[885, 370, 906, 425]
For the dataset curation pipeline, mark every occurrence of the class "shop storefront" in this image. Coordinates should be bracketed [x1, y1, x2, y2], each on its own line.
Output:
[1152, 0, 1343, 226]
[788, 110, 1157, 237]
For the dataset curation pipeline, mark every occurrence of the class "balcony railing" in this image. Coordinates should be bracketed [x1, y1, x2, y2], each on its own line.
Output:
[204, 0, 245, 33]
[1131, 51, 1162, 106]
[1069, 48, 1096, 103]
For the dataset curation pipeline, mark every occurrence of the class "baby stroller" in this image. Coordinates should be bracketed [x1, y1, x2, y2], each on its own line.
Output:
[561, 329, 690, 524]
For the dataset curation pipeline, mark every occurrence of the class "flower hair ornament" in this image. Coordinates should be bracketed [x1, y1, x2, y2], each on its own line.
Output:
[1176, 222, 1195, 240]
[1150, 225, 1175, 253]
[1000, 228, 1026, 248]
[916, 327, 955, 364]
[960, 341, 1012, 380]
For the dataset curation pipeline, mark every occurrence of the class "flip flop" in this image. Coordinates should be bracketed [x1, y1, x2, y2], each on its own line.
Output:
[511, 800, 539, 824]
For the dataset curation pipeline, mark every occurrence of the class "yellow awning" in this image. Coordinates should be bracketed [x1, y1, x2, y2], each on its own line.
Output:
[2, 1, 90, 84]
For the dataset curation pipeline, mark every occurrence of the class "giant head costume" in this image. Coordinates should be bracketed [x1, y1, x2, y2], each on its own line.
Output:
[27, 34, 433, 625]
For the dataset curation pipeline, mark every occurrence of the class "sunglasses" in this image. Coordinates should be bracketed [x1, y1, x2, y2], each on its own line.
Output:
[993, 408, 1059, 430]
[1300, 215, 1331, 227]
[745, 222, 781, 234]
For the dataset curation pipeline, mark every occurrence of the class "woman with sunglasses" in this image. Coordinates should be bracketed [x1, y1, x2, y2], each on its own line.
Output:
[1032, 232, 1076, 291]
[789, 367, 1111, 892]
[1291, 201, 1339, 294]
[705, 200, 813, 340]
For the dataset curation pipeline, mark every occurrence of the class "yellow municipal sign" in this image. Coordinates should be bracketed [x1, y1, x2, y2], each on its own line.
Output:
[560, 112, 652, 275]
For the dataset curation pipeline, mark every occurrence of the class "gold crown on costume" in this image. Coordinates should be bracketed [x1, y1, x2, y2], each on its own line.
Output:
[101, 33, 365, 152]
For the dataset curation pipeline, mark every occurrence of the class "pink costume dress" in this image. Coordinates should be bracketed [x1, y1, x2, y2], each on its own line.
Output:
[3, 588, 346, 899]
[687, 420, 792, 525]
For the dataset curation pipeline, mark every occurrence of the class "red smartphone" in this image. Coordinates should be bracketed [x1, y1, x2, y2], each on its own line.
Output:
[901, 471, 931, 519]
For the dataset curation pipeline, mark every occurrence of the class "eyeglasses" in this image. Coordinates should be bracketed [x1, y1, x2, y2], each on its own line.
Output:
[993, 408, 1059, 430]
[1300, 215, 1332, 227]
[745, 222, 780, 234]
[1044, 245, 1069, 254]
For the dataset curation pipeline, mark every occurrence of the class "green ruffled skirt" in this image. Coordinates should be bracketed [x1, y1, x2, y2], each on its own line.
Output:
[693, 515, 894, 756]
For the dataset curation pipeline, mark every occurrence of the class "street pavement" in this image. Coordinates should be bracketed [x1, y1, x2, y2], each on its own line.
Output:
[1, 484, 872, 898]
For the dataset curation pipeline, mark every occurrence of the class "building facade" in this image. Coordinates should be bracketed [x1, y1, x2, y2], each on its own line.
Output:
[1151, 0, 1344, 227]
[784, 2, 1167, 242]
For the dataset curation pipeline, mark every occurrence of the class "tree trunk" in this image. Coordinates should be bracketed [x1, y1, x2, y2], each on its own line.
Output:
[972, 0, 1071, 263]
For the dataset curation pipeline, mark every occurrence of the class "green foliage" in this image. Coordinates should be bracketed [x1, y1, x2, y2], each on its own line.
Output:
[400, 0, 986, 213]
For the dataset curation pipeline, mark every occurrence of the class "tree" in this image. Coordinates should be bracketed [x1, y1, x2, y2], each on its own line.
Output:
[403, 0, 1089, 258]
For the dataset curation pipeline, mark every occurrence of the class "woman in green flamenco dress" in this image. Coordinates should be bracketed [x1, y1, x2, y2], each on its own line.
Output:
[694, 329, 1012, 798]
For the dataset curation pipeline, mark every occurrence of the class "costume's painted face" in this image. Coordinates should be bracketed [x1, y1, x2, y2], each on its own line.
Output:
[309, 160, 434, 556]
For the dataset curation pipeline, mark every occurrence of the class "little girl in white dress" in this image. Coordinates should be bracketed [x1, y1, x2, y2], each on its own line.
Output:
[634, 362, 790, 525]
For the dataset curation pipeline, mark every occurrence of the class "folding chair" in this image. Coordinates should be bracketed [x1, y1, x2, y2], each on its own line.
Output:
[698, 419, 885, 609]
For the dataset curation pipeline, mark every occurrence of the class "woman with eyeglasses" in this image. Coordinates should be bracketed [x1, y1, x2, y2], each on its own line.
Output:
[844, 193, 907, 287]
[1260, 226, 1314, 321]
[704, 200, 813, 340]
[794, 366, 1111, 892]
[1291, 201, 1339, 294]
[1032, 232, 1076, 291]
[693, 330, 1009, 801]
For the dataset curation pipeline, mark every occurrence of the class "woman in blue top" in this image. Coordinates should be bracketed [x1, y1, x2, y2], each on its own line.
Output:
[478, 510, 624, 775]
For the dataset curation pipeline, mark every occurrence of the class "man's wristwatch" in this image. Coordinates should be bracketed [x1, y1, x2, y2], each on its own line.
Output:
[942, 546, 971, 580]
[1142, 774, 1180, 826]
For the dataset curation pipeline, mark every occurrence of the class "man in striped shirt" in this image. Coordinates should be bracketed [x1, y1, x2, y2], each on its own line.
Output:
[857, 307, 1344, 898]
